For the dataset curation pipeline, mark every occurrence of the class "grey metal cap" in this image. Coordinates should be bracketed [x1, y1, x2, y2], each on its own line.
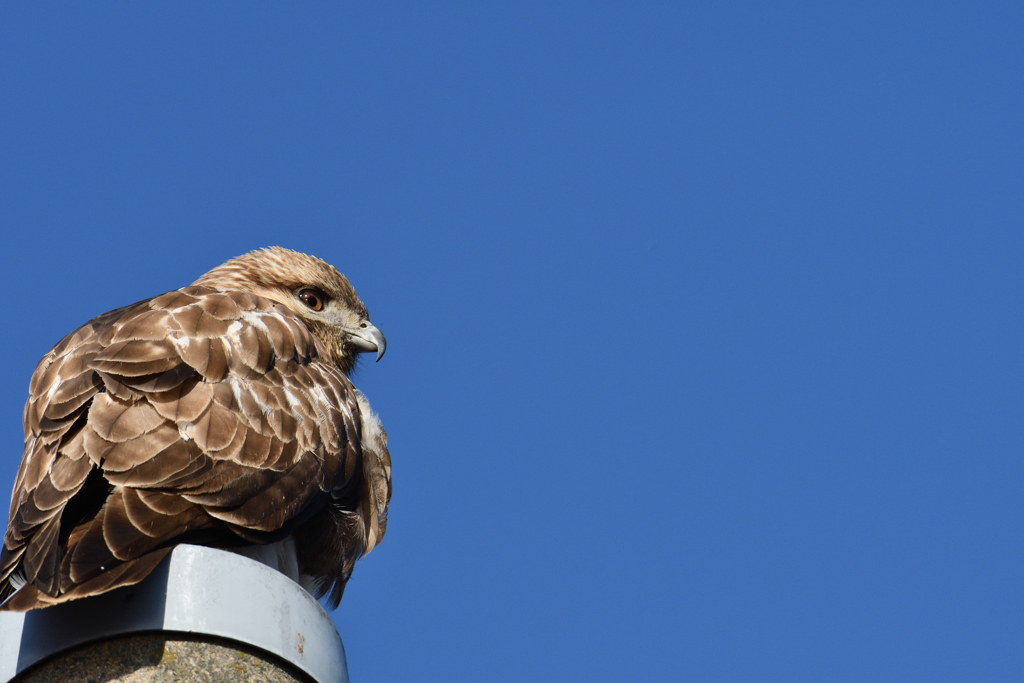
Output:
[0, 544, 348, 683]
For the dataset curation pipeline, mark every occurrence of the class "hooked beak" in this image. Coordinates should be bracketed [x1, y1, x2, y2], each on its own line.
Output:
[346, 321, 387, 361]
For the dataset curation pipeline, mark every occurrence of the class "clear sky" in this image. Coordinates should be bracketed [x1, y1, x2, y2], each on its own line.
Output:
[1, 4, 1020, 681]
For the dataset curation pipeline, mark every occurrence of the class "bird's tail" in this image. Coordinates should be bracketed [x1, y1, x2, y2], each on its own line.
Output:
[0, 547, 172, 612]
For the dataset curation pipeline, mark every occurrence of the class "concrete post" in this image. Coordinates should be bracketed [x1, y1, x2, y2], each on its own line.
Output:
[0, 545, 348, 683]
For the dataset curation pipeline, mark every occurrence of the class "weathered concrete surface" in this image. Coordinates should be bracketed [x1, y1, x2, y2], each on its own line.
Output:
[13, 634, 312, 683]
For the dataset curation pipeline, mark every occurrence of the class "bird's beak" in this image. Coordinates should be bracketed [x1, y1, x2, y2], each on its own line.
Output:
[346, 321, 387, 362]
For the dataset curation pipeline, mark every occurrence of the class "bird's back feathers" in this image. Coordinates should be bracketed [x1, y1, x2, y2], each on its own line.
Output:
[1, 278, 390, 611]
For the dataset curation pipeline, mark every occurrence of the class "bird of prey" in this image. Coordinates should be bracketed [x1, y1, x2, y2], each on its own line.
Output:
[0, 247, 391, 612]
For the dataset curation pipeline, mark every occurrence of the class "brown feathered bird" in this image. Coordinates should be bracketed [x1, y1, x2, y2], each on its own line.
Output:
[0, 247, 391, 611]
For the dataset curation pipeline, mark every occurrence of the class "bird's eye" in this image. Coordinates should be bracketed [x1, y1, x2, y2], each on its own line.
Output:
[298, 289, 325, 311]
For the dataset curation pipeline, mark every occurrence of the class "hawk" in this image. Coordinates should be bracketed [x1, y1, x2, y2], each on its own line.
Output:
[0, 247, 391, 611]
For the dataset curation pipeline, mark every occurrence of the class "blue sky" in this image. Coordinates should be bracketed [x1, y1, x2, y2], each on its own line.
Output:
[1, 4, 1020, 681]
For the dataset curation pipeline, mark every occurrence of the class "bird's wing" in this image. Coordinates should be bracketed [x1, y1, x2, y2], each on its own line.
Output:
[1, 286, 363, 610]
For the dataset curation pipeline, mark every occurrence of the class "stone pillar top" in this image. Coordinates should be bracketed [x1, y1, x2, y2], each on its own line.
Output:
[0, 545, 348, 683]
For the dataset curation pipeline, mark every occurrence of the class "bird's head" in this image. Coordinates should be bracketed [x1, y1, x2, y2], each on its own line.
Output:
[193, 246, 386, 375]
